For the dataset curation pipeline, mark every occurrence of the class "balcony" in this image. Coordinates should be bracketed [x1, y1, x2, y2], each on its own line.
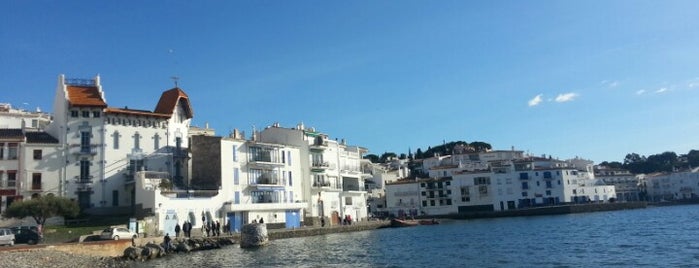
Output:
[309, 138, 328, 151]
[312, 181, 342, 191]
[28, 183, 43, 191]
[311, 161, 332, 172]
[0, 180, 17, 189]
[70, 144, 98, 156]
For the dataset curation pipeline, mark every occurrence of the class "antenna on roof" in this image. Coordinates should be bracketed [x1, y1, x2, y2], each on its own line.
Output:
[171, 76, 180, 88]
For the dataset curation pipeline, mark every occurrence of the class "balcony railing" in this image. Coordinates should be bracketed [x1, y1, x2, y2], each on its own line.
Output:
[313, 181, 342, 190]
[29, 183, 43, 191]
[251, 198, 283, 204]
[0, 180, 17, 188]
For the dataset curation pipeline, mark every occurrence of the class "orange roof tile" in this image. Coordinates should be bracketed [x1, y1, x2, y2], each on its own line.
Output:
[67, 86, 107, 107]
[154, 87, 193, 118]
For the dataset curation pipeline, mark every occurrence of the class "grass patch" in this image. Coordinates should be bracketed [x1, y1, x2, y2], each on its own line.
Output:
[43, 225, 109, 243]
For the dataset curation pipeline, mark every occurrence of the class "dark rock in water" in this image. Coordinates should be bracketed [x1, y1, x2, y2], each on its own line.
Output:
[240, 223, 268, 248]
[123, 246, 142, 261]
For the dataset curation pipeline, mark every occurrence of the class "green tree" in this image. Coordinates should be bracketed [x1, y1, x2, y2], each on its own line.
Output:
[415, 148, 424, 159]
[2, 195, 80, 226]
[469, 141, 492, 152]
[364, 154, 380, 163]
[380, 152, 398, 163]
[599, 161, 623, 169]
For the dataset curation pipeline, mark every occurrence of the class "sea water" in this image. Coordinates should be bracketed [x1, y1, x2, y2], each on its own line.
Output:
[140, 204, 699, 267]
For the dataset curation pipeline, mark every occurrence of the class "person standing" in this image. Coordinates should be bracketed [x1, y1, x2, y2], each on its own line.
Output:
[174, 223, 181, 238]
[215, 221, 221, 236]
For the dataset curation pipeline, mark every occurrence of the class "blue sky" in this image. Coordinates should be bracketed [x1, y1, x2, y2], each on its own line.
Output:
[2, 1, 698, 163]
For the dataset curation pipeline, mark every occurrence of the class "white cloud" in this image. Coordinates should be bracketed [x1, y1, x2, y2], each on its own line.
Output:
[528, 94, 543, 107]
[554, 93, 579, 103]
[636, 89, 646, 95]
[655, 87, 668, 94]
[601, 80, 619, 88]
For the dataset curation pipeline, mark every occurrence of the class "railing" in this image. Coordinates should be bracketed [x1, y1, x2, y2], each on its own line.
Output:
[343, 185, 362, 191]
[65, 78, 96, 86]
[311, 162, 331, 168]
[313, 181, 342, 190]
[30, 183, 43, 191]
[251, 198, 283, 204]
[0, 180, 17, 188]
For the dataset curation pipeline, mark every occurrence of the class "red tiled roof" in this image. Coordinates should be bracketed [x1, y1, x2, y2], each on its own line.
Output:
[67, 86, 107, 107]
[105, 107, 171, 118]
[154, 88, 193, 118]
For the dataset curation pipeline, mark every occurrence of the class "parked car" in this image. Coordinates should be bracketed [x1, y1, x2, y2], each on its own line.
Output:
[0, 228, 15, 246]
[11, 228, 41, 245]
[100, 227, 137, 240]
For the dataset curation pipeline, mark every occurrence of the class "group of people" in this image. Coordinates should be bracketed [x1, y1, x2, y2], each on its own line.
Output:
[203, 220, 224, 237]
[174, 221, 193, 238]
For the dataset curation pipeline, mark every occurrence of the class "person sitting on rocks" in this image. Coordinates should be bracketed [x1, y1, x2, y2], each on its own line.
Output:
[163, 233, 173, 252]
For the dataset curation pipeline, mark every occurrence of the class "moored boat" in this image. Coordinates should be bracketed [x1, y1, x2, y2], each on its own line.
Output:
[418, 219, 440, 225]
[390, 218, 419, 228]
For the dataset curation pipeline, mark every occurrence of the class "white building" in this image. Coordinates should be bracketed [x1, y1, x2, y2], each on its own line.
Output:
[258, 124, 370, 225]
[595, 166, 642, 201]
[386, 151, 616, 216]
[645, 168, 699, 201]
[0, 103, 52, 130]
[43, 75, 192, 213]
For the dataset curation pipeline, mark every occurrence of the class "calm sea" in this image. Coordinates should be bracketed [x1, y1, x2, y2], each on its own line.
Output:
[139, 204, 699, 267]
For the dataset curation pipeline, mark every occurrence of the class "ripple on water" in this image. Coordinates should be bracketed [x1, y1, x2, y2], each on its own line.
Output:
[140, 205, 699, 267]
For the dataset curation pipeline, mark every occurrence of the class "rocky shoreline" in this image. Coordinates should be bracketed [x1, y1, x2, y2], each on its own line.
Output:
[0, 249, 129, 268]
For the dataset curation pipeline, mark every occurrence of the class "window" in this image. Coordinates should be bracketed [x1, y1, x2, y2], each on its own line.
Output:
[345, 197, 353, 205]
[80, 160, 91, 181]
[93, 111, 100, 118]
[288, 171, 293, 186]
[7, 171, 16, 187]
[8, 143, 18, 159]
[546, 190, 552, 196]
[430, 200, 435, 206]
[232, 146, 238, 162]
[133, 133, 141, 150]
[521, 182, 529, 190]
[546, 181, 553, 189]
[0, 143, 4, 159]
[543, 171, 552, 179]
[80, 132, 91, 153]
[536, 181, 540, 186]
[446, 181, 451, 186]
[71, 110, 79, 117]
[82, 111, 90, 118]
[446, 199, 452, 205]
[421, 191, 426, 196]
[281, 150, 285, 163]
[287, 151, 292, 166]
[33, 150, 42, 160]
[522, 191, 528, 197]
[474, 177, 490, 185]
[234, 191, 240, 204]
[422, 201, 427, 207]
[519, 173, 529, 180]
[112, 131, 120, 149]
[153, 134, 160, 150]
[233, 168, 239, 185]
[32, 173, 41, 190]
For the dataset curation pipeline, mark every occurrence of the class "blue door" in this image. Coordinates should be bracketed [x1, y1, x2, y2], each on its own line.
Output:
[285, 210, 301, 229]
[227, 212, 242, 233]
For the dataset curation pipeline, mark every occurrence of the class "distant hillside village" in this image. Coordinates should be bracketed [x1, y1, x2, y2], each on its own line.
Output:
[1, 75, 698, 234]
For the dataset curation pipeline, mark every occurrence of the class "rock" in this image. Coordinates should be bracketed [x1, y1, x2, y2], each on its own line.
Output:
[122, 246, 142, 260]
[240, 223, 268, 248]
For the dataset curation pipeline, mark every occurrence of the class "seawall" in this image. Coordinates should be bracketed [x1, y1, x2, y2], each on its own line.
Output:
[446, 202, 647, 220]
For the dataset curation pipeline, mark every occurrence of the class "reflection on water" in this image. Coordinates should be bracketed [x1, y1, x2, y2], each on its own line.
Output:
[140, 205, 699, 267]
